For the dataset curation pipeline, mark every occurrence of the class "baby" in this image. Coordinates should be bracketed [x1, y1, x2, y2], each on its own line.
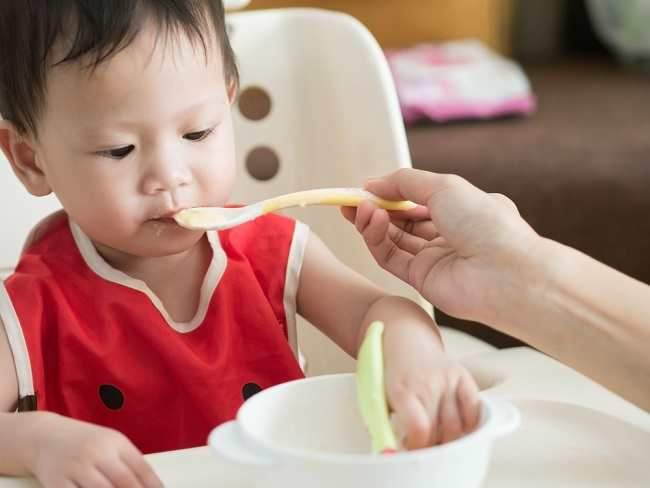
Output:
[0, 1, 479, 486]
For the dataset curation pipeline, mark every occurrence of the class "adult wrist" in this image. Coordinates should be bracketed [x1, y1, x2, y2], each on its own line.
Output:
[484, 234, 557, 339]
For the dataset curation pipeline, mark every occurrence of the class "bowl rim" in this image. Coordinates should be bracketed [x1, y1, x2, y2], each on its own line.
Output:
[235, 373, 501, 465]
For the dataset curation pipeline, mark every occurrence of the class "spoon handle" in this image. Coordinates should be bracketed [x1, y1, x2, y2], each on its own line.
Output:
[357, 321, 398, 454]
[261, 188, 416, 214]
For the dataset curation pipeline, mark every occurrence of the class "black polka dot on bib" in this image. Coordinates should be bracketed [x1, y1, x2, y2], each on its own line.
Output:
[99, 384, 124, 410]
[242, 383, 262, 401]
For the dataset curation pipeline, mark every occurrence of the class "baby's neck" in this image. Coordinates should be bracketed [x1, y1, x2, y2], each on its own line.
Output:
[95, 236, 213, 323]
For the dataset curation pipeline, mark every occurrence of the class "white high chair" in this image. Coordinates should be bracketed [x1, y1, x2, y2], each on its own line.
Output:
[225, 8, 495, 374]
[0, 153, 61, 280]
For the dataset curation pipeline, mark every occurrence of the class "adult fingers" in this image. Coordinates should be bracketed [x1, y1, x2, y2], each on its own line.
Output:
[386, 220, 432, 256]
[365, 169, 467, 207]
[389, 216, 440, 242]
[355, 204, 416, 284]
[342, 203, 436, 241]
[340, 206, 357, 223]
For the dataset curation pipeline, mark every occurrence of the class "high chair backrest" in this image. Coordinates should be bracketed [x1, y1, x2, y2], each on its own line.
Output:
[0, 9, 430, 373]
[226, 8, 428, 374]
[0, 149, 61, 280]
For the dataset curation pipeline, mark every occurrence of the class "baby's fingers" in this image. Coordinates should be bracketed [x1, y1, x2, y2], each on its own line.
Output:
[436, 373, 480, 445]
[457, 373, 481, 434]
[74, 468, 112, 488]
[391, 393, 433, 450]
[97, 457, 143, 488]
[121, 447, 164, 488]
[436, 388, 464, 445]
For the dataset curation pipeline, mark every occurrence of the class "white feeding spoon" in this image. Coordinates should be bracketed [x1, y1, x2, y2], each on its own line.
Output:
[174, 188, 416, 231]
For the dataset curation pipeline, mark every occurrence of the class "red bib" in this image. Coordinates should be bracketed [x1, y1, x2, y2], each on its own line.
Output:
[0, 213, 308, 453]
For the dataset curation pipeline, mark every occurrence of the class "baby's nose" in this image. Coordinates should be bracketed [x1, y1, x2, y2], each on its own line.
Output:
[142, 160, 192, 194]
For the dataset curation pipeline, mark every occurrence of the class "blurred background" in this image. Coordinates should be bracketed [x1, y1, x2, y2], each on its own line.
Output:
[233, 0, 650, 348]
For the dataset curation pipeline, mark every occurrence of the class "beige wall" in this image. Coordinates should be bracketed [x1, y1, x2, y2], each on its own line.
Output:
[243, 0, 515, 54]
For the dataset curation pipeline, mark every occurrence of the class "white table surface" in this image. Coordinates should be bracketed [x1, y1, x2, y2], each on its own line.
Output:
[2, 347, 649, 487]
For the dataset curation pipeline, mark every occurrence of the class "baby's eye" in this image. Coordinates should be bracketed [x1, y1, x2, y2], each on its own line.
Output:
[97, 145, 135, 159]
[183, 128, 214, 142]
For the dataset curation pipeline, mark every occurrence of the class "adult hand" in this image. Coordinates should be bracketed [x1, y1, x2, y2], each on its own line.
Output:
[342, 169, 540, 327]
[343, 168, 650, 411]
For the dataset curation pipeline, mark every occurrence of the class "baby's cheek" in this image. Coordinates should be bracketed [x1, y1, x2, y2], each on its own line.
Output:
[201, 162, 236, 205]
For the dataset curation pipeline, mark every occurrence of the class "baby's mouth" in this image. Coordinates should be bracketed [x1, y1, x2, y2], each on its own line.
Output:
[152, 217, 176, 224]
[150, 209, 186, 224]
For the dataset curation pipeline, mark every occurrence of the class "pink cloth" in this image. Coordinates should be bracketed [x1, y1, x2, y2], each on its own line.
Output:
[386, 40, 536, 123]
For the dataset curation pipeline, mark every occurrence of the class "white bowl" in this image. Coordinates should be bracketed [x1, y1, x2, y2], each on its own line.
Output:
[209, 373, 519, 488]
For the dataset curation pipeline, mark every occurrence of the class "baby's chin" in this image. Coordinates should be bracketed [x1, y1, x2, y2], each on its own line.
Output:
[138, 221, 206, 256]
[94, 223, 206, 261]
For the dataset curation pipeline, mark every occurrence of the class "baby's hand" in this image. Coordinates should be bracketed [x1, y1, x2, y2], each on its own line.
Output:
[385, 350, 480, 450]
[30, 412, 162, 488]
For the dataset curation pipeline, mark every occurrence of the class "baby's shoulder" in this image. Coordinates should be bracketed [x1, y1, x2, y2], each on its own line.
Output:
[4, 214, 73, 295]
[21, 210, 68, 255]
[2, 266, 55, 304]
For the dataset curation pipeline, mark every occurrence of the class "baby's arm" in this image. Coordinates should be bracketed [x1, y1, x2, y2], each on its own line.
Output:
[297, 233, 480, 449]
[0, 317, 161, 487]
[0, 314, 31, 474]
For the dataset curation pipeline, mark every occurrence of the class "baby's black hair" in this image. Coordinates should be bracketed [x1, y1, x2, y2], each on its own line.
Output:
[0, 0, 239, 135]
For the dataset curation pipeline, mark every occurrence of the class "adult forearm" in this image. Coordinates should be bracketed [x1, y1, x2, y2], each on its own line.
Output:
[496, 238, 650, 410]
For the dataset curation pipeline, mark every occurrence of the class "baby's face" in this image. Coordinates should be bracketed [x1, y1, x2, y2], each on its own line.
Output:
[34, 22, 236, 258]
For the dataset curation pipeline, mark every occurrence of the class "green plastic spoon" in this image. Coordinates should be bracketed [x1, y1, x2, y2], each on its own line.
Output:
[356, 321, 398, 454]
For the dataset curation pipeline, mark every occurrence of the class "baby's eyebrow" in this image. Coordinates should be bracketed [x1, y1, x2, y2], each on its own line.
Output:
[75, 124, 132, 140]
[175, 95, 228, 118]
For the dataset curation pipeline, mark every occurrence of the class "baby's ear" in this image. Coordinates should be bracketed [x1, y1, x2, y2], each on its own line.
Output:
[0, 120, 52, 197]
[227, 77, 238, 105]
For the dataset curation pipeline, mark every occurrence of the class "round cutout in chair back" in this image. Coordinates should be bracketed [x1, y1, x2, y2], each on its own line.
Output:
[246, 146, 280, 181]
[238, 86, 272, 121]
